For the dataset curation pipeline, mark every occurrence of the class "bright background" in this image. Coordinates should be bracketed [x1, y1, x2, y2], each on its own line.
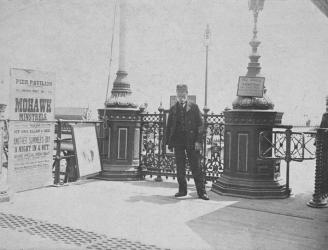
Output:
[0, 0, 328, 125]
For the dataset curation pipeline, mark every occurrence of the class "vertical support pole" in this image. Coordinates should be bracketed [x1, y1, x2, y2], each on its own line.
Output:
[63, 151, 69, 184]
[203, 108, 209, 182]
[155, 106, 164, 182]
[162, 111, 167, 155]
[285, 127, 291, 196]
[204, 24, 210, 109]
[307, 128, 328, 208]
[139, 113, 144, 180]
[204, 45, 208, 107]
[54, 120, 62, 185]
[203, 24, 210, 181]
[219, 113, 224, 170]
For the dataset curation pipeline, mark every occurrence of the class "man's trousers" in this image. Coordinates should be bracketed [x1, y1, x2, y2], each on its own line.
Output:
[174, 145, 206, 196]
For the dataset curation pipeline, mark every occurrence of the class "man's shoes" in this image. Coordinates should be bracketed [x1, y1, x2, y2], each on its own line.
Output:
[175, 192, 187, 197]
[199, 193, 210, 200]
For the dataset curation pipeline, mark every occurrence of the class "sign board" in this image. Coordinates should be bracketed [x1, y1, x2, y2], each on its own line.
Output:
[72, 124, 101, 177]
[8, 68, 55, 192]
[237, 76, 265, 97]
[170, 95, 196, 108]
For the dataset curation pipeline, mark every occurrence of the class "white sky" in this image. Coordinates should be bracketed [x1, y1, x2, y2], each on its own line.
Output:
[0, 0, 328, 125]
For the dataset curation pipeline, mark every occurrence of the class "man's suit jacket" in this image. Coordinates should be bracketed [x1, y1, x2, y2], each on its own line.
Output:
[165, 101, 204, 149]
[320, 113, 328, 128]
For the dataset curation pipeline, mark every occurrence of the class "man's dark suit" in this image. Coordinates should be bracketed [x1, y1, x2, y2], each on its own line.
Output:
[165, 101, 206, 196]
[320, 113, 328, 128]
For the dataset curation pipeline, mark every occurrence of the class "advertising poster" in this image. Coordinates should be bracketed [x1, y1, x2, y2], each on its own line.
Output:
[8, 68, 55, 192]
[72, 124, 101, 177]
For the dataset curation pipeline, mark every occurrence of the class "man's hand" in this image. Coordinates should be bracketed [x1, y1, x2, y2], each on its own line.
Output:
[195, 142, 202, 151]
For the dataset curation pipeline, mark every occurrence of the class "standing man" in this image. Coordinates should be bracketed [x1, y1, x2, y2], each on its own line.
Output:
[165, 84, 209, 200]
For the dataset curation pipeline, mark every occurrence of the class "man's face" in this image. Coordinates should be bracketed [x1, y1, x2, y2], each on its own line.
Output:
[177, 90, 188, 104]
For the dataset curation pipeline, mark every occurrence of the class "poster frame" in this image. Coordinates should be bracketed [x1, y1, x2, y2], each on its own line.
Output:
[71, 123, 102, 179]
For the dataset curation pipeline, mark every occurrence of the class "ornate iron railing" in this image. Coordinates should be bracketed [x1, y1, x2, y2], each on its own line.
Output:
[202, 112, 225, 180]
[139, 109, 224, 181]
[259, 126, 316, 161]
[259, 125, 317, 193]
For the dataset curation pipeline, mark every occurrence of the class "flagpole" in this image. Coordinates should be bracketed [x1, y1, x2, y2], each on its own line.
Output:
[204, 24, 211, 110]
[202, 24, 211, 183]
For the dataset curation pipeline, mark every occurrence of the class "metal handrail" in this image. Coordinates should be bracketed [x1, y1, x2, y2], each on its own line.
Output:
[259, 125, 319, 194]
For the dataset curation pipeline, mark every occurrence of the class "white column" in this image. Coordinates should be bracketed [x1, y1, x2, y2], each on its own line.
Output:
[106, 0, 136, 107]
[119, 0, 127, 72]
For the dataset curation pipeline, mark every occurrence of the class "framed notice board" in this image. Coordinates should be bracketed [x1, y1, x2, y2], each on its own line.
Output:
[237, 76, 265, 98]
[71, 124, 102, 178]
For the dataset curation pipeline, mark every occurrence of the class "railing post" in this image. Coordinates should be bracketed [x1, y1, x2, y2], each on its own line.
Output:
[162, 110, 167, 155]
[219, 112, 224, 169]
[138, 113, 144, 180]
[203, 107, 209, 182]
[307, 128, 328, 208]
[155, 105, 164, 182]
[54, 119, 62, 185]
[285, 127, 292, 196]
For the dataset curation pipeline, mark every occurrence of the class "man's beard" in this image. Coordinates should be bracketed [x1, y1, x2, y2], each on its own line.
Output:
[178, 98, 187, 104]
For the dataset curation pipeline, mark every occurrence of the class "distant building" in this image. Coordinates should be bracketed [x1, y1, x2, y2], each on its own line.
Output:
[306, 119, 311, 127]
[55, 107, 91, 120]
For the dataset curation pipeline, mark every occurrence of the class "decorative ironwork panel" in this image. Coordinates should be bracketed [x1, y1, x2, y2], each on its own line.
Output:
[259, 128, 316, 161]
[206, 113, 224, 125]
[259, 130, 287, 159]
[141, 113, 161, 123]
[202, 116, 225, 180]
[300, 132, 316, 160]
[140, 119, 161, 170]
[140, 111, 225, 181]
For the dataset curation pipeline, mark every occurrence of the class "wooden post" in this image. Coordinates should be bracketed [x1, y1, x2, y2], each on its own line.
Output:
[54, 120, 62, 185]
